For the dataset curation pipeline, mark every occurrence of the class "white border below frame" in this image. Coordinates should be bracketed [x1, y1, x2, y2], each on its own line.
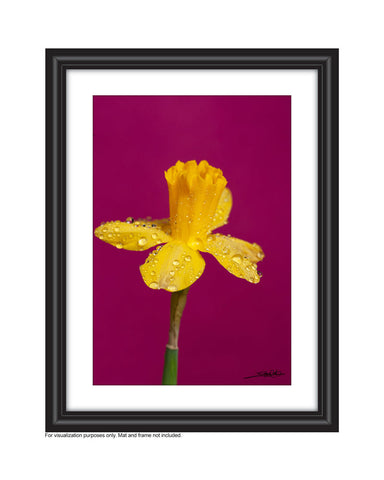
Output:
[66, 69, 317, 411]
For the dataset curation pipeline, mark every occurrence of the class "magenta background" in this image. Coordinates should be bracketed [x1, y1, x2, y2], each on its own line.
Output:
[93, 96, 291, 385]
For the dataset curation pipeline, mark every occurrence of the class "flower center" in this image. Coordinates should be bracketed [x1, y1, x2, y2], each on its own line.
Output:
[165, 160, 227, 248]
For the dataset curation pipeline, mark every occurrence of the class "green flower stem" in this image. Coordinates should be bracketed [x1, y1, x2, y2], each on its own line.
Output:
[162, 287, 189, 385]
[162, 348, 178, 386]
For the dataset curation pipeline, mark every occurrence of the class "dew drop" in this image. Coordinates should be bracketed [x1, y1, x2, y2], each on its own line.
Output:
[138, 237, 148, 247]
[231, 254, 242, 264]
[99, 234, 104, 240]
[114, 226, 120, 232]
[168, 285, 177, 292]
[149, 282, 159, 289]
[185, 255, 192, 262]
[150, 271, 156, 276]
[116, 243, 123, 249]
[222, 248, 229, 255]
[151, 233, 158, 240]
[107, 233, 113, 238]
[102, 227, 108, 233]
[172, 259, 180, 266]
[169, 271, 175, 277]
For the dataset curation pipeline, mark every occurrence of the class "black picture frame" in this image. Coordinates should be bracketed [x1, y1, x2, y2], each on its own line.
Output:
[46, 48, 338, 432]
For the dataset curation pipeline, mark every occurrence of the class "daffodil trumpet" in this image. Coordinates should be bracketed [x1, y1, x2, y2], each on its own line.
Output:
[95, 160, 264, 385]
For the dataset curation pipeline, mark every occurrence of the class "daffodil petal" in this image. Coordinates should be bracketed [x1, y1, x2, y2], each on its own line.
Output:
[211, 188, 233, 231]
[202, 234, 264, 283]
[134, 217, 171, 236]
[140, 241, 205, 292]
[95, 219, 171, 251]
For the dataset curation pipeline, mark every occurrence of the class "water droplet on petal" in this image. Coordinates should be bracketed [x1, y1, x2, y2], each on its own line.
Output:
[149, 282, 159, 289]
[102, 227, 108, 233]
[116, 243, 123, 249]
[232, 254, 242, 264]
[151, 233, 158, 240]
[138, 237, 148, 247]
[169, 271, 175, 277]
[172, 259, 180, 266]
[114, 226, 120, 232]
[150, 271, 156, 276]
[168, 285, 177, 292]
[185, 255, 191, 262]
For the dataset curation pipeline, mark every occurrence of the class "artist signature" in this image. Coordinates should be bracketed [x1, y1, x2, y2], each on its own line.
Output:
[244, 369, 285, 379]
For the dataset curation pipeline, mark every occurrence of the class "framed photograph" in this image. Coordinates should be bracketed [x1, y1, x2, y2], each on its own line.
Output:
[46, 49, 338, 432]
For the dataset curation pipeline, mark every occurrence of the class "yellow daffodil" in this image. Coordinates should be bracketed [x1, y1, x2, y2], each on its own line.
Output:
[95, 160, 264, 292]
